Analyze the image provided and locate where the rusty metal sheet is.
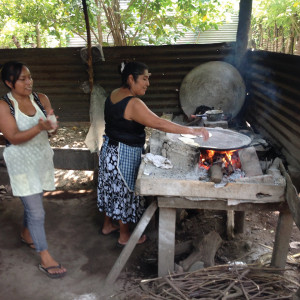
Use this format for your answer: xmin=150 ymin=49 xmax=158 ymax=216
xmin=194 ymin=127 xmax=252 ymax=150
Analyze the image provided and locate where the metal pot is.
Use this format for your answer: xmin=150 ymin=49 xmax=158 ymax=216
xmin=205 ymin=110 xmax=223 ymax=121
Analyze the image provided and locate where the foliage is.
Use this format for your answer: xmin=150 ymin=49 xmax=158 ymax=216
xmin=0 ymin=0 xmax=238 ymax=48
xmin=0 ymin=0 xmax=70 ymax=48
xmin=251 ymin=0 xmax=300 ymax=53
xmin=95 ymin=0 xmax=238 ymax=45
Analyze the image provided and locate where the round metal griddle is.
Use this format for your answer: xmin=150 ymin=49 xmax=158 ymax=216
xmin=179 ymin=61 xmax=246 ymax=119
xmin=194 ymin=127 xmax=252 ymax=151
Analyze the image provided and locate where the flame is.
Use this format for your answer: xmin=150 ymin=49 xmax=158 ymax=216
xmin=199 ymin=149 xmax=241 ymax=171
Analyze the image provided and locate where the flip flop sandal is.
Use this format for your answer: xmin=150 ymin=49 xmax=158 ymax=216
xmin=21 ymin=238 xmax=35 ymax=250
xmin=38 ymin=263 xmax=66 ymax=279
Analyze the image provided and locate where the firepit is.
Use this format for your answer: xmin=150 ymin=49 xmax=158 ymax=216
xmin=131 ymin=127 xmax=292 ymax=277
xmin=107 ymin=128 xmax=293 ymax=283
xmin=145 ymin=128 xmax=285 ymax=197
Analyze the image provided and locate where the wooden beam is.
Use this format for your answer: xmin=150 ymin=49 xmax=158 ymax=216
xmin=235 ymin=0 xmax=253 ymax=72
xmin=157 ymin=197 xmax=288 ymax=212
xmin=52 ymin=147 xmax=97 ymax=170
xmin=137 ymin=177 xmax=285 ymax=202
xmin=280 ymin=162 xmax=300 ymax=229
xmin=1 ymin=145 xmax=96 ymax=171
xmin=105 ymin=201 xmax=158 ymax=285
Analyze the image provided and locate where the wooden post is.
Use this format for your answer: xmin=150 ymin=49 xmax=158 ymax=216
xmin=158 ymin=204 xmax=176 ymax=276
xmin=271 ymin=210 xmax=294 ymax=268
xmin=233 ymin=147 xmax=263 ymax=235
xmin=234 ymin=211 xmax=245 ymax=234
xmin=235 ymin=0 xmax=253 ymax=72
xmin=271 ymin=161 xmax=299 ymax=269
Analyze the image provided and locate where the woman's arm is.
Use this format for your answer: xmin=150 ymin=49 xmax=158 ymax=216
xmin=37 ymin=93 xmax=53 ymax=115
xmin=38 ymin=93 xmax=58 ymax=134
xmin=0 ymin=100 xmax=54 ymax=145
xmin=125 ymin=98 xmax=209 ymax=140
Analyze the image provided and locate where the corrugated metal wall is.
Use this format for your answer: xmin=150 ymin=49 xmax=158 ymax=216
xmin=244 ymin=50 xmax=300 ymax=169
xmin=0 ymin=48 xmax=90 ymax=122
xmin=0 ymin=43 xmax=235 ymax=121
xmin=1 ymin=45 xmax=299 ymax=172
xmin=95 ymin=43 xmax=235 ymax=114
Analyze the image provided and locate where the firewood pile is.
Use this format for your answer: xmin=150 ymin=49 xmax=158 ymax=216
xmin=113 ymin=264 xmax=299 ymax=300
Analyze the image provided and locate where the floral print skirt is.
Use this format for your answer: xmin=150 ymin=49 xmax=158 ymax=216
xmin=97 ymin=138 xmax=145 ymax=224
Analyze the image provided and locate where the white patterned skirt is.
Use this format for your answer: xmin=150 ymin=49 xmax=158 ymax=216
xmin=97 ymin=137 xmax=145 ymax=224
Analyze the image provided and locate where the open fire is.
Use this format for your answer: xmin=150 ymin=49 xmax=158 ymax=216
xmin=199 ymin=149 xmax=242 ymax=176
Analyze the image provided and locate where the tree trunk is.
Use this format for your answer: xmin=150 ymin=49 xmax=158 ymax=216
xmin=101 ymin=0 xmax=127 ymax=46
xmin=279 ymin=26 xmax=285 ymax=53
xmin=259 ymin=24 xmax=263 ymax=48
xmin=286 ymin=25 xmax=295 ymax=54
xmin=93 ymin=0 xmax=105 ymax=61
xmin=82 ymin=0 xmax=94 ymax=91
xmin=12 ymin=35 xmax=21 ymax=48
xmin=36 ymin=24 xmax=41 ymax=48
xmin=94 ymin=0 xmax=103 ymax=45
xmin=295 ymin=36 xmax=300 ymax=56
xmin=274 ymin=22 xmax=278 ymax=52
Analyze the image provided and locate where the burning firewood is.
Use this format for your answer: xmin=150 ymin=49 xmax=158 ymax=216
xmin=208 ymin=163 xmax=223 ymax=183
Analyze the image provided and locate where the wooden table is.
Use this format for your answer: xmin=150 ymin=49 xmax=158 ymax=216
xmin=106 ymin=161 xmax=296 ymax=284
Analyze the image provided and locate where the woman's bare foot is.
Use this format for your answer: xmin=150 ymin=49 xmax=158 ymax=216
xmin=101 ymin=215 xmax=120 ymax=235
xmin=101 ymin=223 xmax=119 ymax=235
xmin=39 ymin=250 xmax=66 ymax=276
xmin=118 ymin=234 xmax=147 ymax=246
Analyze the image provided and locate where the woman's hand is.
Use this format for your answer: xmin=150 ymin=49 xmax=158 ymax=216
xmin=37 ymin=118 xmax=54 ymax=132
xmin=191 ymin=127 xmax=210 ymax=141
xmin=46 ymin=109 xmax=58 ymax=133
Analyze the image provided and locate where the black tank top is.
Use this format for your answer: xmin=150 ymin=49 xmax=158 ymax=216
xmin=104 ymin=96 xmax=145 ymax=147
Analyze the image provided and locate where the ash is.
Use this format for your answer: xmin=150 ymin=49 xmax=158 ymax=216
xmin=143 ymin=163 xmax=206 ymax=180
xmin=213 ymin=169 xmax=246 ymax=188
xmin=198 ymin=167 xmax=245 ymax=185
xmin=142 ymin=163 xmax=245 ymax=183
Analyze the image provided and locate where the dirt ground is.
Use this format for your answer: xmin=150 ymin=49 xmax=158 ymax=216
xmin=0 ymin=124 xmax=299 ymax=299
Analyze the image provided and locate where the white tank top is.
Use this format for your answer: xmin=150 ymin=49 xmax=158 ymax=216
xmin=3 ymin=92 xmax=55 ymax=196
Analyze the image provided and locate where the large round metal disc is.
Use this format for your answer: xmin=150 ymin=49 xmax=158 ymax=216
xmin=193 ymin=127 xmax=252 ymax=150
xmin=179 ymin=61 xmax=246 ymax=118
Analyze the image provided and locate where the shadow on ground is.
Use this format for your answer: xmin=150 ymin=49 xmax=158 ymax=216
xmin=0 ymin=191 xmax=151 ymax=300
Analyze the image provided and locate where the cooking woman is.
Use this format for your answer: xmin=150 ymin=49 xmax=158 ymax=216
xmin=97 ymin=61 xmax=209 ymax=247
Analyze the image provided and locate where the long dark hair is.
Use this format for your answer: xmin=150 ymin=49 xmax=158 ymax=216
xmin=1 ymin=61 xmax=26 ymax=89
xmin=119 ymin=61 xmax=148 ymax=88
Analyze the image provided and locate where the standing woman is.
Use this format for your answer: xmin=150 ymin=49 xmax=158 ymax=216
xmin=98 ymin=61 xmax=209 ymax=247
xmin=0 ymin=61 xmax=66 ymax=278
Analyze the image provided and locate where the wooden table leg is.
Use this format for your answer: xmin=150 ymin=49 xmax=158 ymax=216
xmin=105 ymin=201 xmax=158 ymax=285
xmin=158 ymin=206 xmax=176 ymax=277
xmin=234 ymin=211 xmax=245 ymax=234
xmin=271 ymin=210 xmax=294 ymax=268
